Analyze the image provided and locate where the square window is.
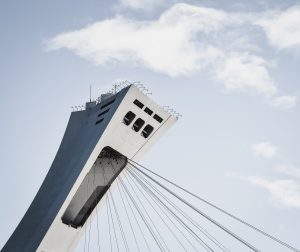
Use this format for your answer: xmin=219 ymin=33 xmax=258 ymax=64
xmin=153 ymin=114 xmax=163 ymax=123
xmin=144 ymin=107 xmax=153 ymax=116
xmin=132 ymin=118 xmax=145 ymax=132
xmin=133 ymin=99 xmax=144 ymax=109
xmin=123 ymin=111 xmax=136 ymax=125
xmin=142 ymin=124 xmax=154 ymax=138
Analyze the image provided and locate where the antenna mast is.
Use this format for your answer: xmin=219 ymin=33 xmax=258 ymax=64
xmin=89 ymin=85 xmax=92 ymax=102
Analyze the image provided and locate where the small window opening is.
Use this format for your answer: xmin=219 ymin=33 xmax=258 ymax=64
xmin=95 ymin=118 xmax=104 ymax=125
xmin=142 ymin=124 xmax=154 ymax=138
xmin=98 ymin=108 xmax=110 ymax=117
xmin=133 ymin=99 xmax=144 ymax=109
xmin=153 ymin=114 xmax=163 ymax=123
xmin=100 ymin=98 xmax=115 ymax=109
xmin=144 ymin=107 xmax=153 ymax=116
xmin=123 ymin=111 xmax=136 ymax=126
xmin=132 ymin=118 xmax=145 ymax=132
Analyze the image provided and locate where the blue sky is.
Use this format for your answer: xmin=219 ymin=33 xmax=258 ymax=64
xmin=0 ymin=0 xmax=300 ymax=251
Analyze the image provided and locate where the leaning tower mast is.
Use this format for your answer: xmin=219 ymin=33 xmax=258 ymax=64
xmin=2 ymin=84 xmax=177 ymax=252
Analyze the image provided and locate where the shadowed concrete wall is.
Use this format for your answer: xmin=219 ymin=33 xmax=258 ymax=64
xmin=2 ymin=88 xmax=129 ymax=252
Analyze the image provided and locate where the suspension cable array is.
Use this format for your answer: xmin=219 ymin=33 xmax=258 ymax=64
xmin=81 ymin=159 xmax=300 ymax=252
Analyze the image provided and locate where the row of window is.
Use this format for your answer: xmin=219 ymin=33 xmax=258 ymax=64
xmin=95 ymin=109 xmax=110 ymax=124
xmin=101 ymin=98 xmax=115 ymax=110
xmin=95 ymin=108 xmax=111 ymax=125
xmin=95 ymin=98 xmax=115 ymax=125
xmin=133 ymin=99 xmax=163 ymax=123
xmin=123 ymin=111 xmax=154 ymax=138
xmin=94 ymin=98 xmax=161 ymax=141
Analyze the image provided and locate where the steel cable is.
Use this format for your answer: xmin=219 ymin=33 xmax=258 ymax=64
xmin=117 ymin=175 xmax=151 ymax=252
xmin=126 ymin=167 xmax=214 ymax=252
xmin=129 ymin=159 xmax=299 ymax=252
xmin=118 ymin=173 xmax=165 ymax=252
xmin=123 ymin=169 xmax=171 ymax=252
xmin=130 ymin=162 xmax=260 ymax=252
xmin=115 ymin=177 xmax=141 ymax=252
xmin=124 ymin=168 xmax=189 ymax=252
xmin=128 ymin=165 xmax=230 ymax=252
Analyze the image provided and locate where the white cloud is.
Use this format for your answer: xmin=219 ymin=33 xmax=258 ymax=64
xmin=256 ymin=6 xmax=300 ymax=51
xmin=48 ymin=4 xmax=231 ymax=77
xmin=119 ymin=0 xmax=164 ymax=10
xmin=276 ymin=164 xmax=300 ymax=178
xmin=216 ymin=53 xmax=277 ymax=97
xmin=245 ymin=176 xmax=300 ymax=208
xmin=251 ymin=142 xmax=278 ymax=158
xmin=269 ymin=95 xmax=297 ymax=109
xmin=48 ymin=3 xmax=297 ymax=108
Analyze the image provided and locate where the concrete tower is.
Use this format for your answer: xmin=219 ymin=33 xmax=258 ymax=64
xmin=2 ymin=85 xmax=177 ymax=252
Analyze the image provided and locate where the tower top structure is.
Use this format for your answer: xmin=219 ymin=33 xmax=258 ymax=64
xmin=2 ymin=82 xmax=178 ymax=252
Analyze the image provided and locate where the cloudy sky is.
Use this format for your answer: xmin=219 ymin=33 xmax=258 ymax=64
xmin=0 ymin=0 xmax=300 ymax=251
